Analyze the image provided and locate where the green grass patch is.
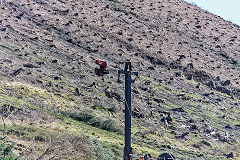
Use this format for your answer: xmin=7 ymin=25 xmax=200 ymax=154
xmin=0 ymin=94 xmax=29 ymax=110
xmin=0 ymin=124 xmax=58 ymax=142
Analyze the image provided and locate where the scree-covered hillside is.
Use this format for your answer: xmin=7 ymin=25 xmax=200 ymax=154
xmin=0 ymin=0 xmax=239 ymax=159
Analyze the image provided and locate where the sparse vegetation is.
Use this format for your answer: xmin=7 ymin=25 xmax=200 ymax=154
xmin=0 ymin=103 xmax=19 ymax=160
xmin=0 ymin=141 xmax=18 ymax=160
xmin=68 ymin=112 xmax=121 ymax=133
xmin=2 ymin=125 xmax=57 ymax=142
xmin=220 ymin=52 xmax=240 ymax=66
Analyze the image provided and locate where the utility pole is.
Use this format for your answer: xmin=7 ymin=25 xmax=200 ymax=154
xmin=118 ymin=61 xmax=138 ymax=160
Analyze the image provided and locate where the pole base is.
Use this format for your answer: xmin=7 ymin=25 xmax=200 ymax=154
xmin=123 ymin=146 xmax=132 ymax=160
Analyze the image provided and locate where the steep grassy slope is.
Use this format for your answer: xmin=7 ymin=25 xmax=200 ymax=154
xmin=0 ymin=0 xmax=239 ymax=159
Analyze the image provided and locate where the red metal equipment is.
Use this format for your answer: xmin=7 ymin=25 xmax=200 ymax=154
xmin=95 ymin=60 xmax=109 ymax=80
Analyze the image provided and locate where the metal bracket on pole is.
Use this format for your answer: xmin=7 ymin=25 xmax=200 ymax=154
xmin=118 ymin=61 xmax=138 ymax=160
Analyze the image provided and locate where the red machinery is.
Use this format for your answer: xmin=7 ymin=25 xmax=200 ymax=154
xmin=95 ymin=60 xmax=109 ymax=80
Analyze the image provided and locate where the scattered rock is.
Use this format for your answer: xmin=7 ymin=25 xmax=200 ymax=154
xmin=169 ymin=61 xmax=181 ymax=69
xmin=225 ymin=152 xmax=234 ymax=158
xmin=189 ymin=119 xmax=195 ymax=123
xmin=54 ymin=76 xmax=61 ymax=80
xmin=234 ymin=124 xmax=240 ymax=128
xmin=117 ymin=31 xmax=123 ymax=35
xmin=36 ymin=79 xmax=43 ymax=84
xmin=153 ymin=98 xmax=164 ymax=103
xmin=196 ymin=83 xmax=201 ymax=89
xmin=222 ymin=80 xmax=231 ymax=86
xmin=179 ymin=55 xmax=186 ymax=60
xmin=216 ymin=86 xmax=231 ymax=95
xmin=225 ymin=124 xmax=232 ymax=129
xmin=190 ymin=124 xmax=199 ymax=131
xmin=75 ymin=88 xmax=80 ymax=96
xmin=175 ymin=132 xmax=189 ymax=139
xmin=132 ymin=108 xmax=145 ymax=118
xmin=16 ymin=12 xmax=24 ymax=19
xmin=144 ymin=81 xmax=151 ymax=85
xmin=158 ymin=153 xmax=175 ymax=160
xmin=12 ymin=68 xmax=24 ymax=76
xmin=201 ymin=140 xmax=211 ymax=147
xmin=105 ymin=88 xmax=122 ymax=101
xmin=192 ymin=144 xmax=201 ymax=149
xmin=207 ymin=80 xmax=216 ymax=89
xmin=30 ymin=37 xmax=38 ymax=40
xmin=23 ymin=63 xmax=36 ymax=68
xmin=203 ymin=92 xmax=214 ymax=97
xmin=36 ymin=61 xmax=45 ymax=65
xmin=175 ymin=72 xmax=182 ymax=77
xmin=172 ymin=107 xmax=185 ymax=112
xmin=148 ymin=66 xmax=155 ymax=70
xmin=170 ymin=130 xmax=176 ymax=135
xmin=195 ymin=25 xmax=201 ymax=29
xmin=187 ymin=63 xmax=194 ymax=68
xmin=49 ymin=44 xmax=56 ymax=48
xmin=73 ymin=13 xmax=79 ymax=16
xmin=215 ymin=98 xmax=222 ymax=102
xmin=88 ymin=82 xmax=96 ymax=88
xmin=186 ymin=75 xmax=193 ymax=80
xmin=52 ymin=59 xmax=58 ymax=63
xmin=140 ymin=87 xmax=148 ymax=91
xmin=127 ymin=38 xmax=133 ymax=42
xmin=0 ymin=27 xmax=6 ymax=31
xmin=222 ymin=115 xmax=227 ymax=119
xmin=159 ymin=145 xmax=171 ymax=149
xmin=3 ymin=59 xmax=12 ymax=63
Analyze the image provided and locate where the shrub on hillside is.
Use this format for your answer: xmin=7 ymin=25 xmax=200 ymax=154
xmin=69 ymin=112 xmax=121 ymax=133
xmin=100 ymin=120 xmax=119 ymax=132
xmin=35 ymin=132 xmax=115 ymax=160
xmin=90 ymin=138 xmax=115 ymax=160
xmin=0 ymin=141 xmax=18 ymax=160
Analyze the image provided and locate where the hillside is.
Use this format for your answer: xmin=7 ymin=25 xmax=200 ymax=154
xmin=0 ymin=0 xmax=239 ymax=159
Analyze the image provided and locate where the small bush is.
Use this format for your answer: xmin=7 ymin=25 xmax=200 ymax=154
xmin=100 ymin=120 xmax=118 ymax=132
xmin=69 ymin=112 xmax=121 ymax=133
xmin=70 ymin=112 xmax=93 ymax=122
xmin=89 ymin=117 xmax=102 ymax=128
xmin=34 ymin=132 xmax=115 ymax=160
xmin=91 ymin=138 xmax=115 ymax=160
xmin=34 ymin=134 xmax=48 ymax=142
xmin=0 ymin=140 xmax=19 ymax=160
xmin=91 ymin=104 xmax=105 ymax=110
